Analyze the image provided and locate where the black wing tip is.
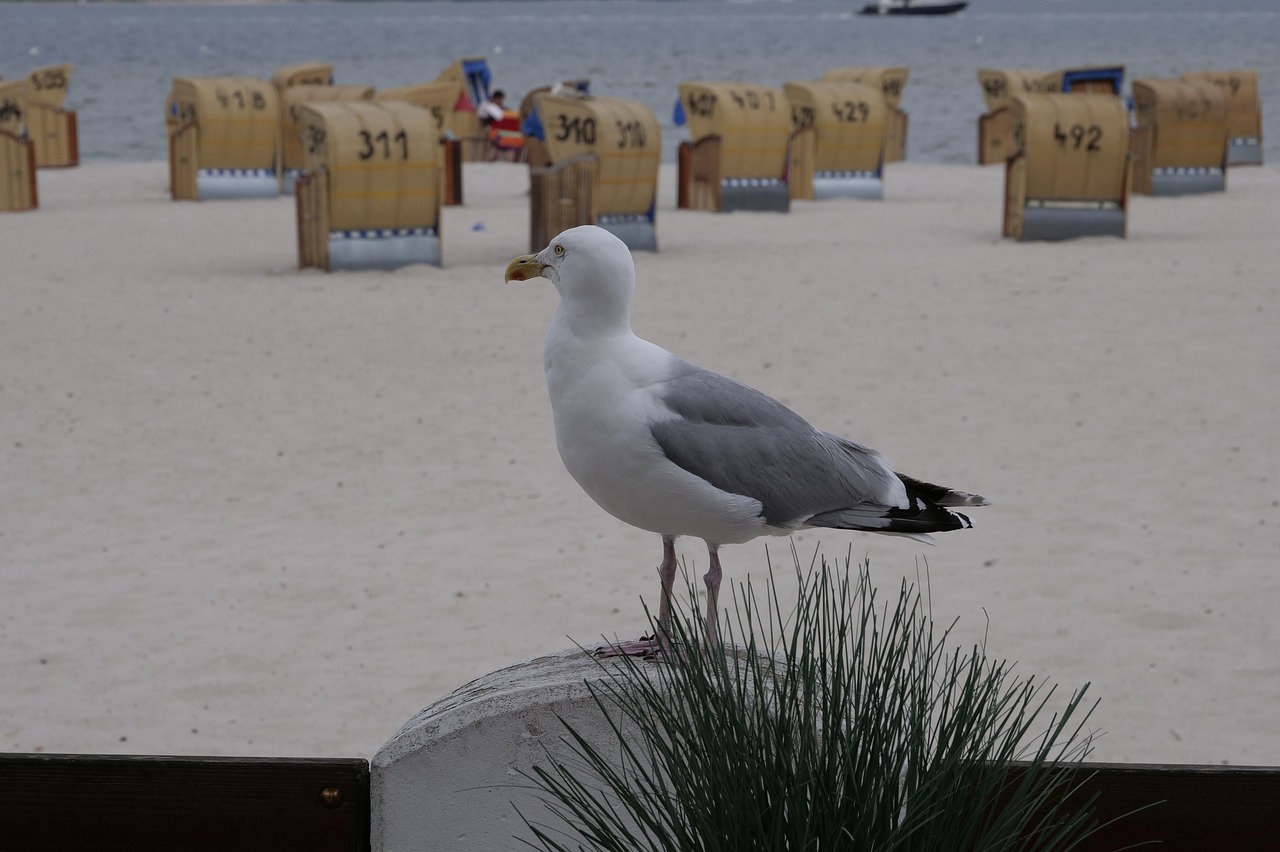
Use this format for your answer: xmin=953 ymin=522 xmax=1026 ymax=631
xmin=806 ymin=502 xmax=976 ymax=536
xmin=898 ymin=473 xmax=990 ymax=508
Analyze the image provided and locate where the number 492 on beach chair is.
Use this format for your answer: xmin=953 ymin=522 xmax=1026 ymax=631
xmin=1003 ymin=92 xmax=1130 ymax=241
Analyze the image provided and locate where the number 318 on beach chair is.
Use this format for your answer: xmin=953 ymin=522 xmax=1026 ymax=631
xmin=1002 ymin=92 xmax=1130 ymax=241
xmin=167 ymin=77 xmax=281 ymax=201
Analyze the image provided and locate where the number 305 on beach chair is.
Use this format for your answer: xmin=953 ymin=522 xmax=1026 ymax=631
xmin=1002 ymin=92 xmax=1130 ymax=241
xmin=23 ymin=64 xmax=78 ymax=169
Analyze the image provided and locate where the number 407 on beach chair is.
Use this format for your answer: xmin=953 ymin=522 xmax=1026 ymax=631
xmin=675 ymin=82 xmax=792 ymax=214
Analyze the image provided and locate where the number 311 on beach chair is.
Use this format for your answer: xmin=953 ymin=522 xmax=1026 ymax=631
xmin=294 ymin=100 xmax=443 ymax=271
xmin=1002 ymin=92 xmax=1130 ymax=241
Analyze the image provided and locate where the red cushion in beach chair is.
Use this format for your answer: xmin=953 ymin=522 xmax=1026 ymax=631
xmin=488 ymin=110 xmax=525 ymax=151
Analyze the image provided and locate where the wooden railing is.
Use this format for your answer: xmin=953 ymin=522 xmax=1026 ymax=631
xmin=0 ymin=754 xmax=369 ymax=852
xmin=1 ymin=753 xmax=1277 ymax=850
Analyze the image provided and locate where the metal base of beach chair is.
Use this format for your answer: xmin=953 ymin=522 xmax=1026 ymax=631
xmin=1149 ymin=167 xmax=1226 ymax=196
xmin=1020 ymin=202 xmax=1126 ymax=241
xmin=328 ymin=228 xmax=442 ymax=271
xmin=197 ymin=169 xmax=279 ymax=200
xmin=1227 ymin=138 xmax=1262 ymax=166
xmin=721 ymin=178 xmax=790 ymax=213
xmin=598 ymin=214 xmax=658 ymax=253
xmin=813 ymin=170 xmax=884 ymax=201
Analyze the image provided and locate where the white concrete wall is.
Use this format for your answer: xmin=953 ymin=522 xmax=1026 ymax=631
xmin=371 ymin=647 xmax=638 ymax=851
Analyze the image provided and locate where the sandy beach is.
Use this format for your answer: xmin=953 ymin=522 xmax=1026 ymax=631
xmin=2 ymin=159 xmax=1277 ymax=766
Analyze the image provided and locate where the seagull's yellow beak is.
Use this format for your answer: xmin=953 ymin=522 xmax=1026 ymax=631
xmin=505 ymin=254 xmax=548 ymax=283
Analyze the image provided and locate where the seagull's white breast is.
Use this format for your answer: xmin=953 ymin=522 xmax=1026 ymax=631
xmin=544 ymin=324 xmax=767 ymax=545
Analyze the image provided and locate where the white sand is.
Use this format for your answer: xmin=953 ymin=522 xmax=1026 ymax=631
xmin=2 ymin=160 xmax=1277 ymax=765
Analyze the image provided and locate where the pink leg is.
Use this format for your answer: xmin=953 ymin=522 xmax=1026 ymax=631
xmin=596 ymin=536 xmax=678 ymax=659
xmin=656 ymin=536 xmax=678 ymax=638
xmin=703 ymin=545 xmax=723 ymax=649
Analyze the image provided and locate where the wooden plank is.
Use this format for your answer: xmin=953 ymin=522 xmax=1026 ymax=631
xmin=787 ymin=127 xmax=815 ymax=201
xmin=0 ymin=753 xmax=369 ymax=852
xmin=529 ymin=156 xmax=595 ymax=252
xmin=676 ymin=140 xmax=692 ymax=209
xmin=443 ymin=138 xmax=463 ymax=206
xmin=689 ymin=135 xmax=722 ymax=212
xmin=1 ymin=130 xmax=39 ymax=211
xmin=1 ymin=753 xmax=1276 ymax=850
xmin=1009 ymin=762 xmax=1280 ymax=850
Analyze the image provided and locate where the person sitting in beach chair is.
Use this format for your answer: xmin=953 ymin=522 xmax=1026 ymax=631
xmin=478 ymin=90 xmax=524 ymax=162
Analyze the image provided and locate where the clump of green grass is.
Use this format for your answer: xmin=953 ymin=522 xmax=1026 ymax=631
xmin=519 ymin=550 xmax=1112 ymax=851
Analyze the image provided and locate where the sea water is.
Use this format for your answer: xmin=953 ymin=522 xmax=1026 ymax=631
xmin=0 ymin=0 xmax=1276 ymax=164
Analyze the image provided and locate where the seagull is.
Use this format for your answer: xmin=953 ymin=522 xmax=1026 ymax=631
xmin=505 ymin=226 xmax=987 ymax=653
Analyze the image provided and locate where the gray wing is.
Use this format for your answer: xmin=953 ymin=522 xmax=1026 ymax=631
xmin=649 ymin=361 xmax=903 ymax=526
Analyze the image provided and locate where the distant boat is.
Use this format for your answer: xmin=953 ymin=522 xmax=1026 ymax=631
xmin=859 ymin=1 xmax=969 ymax=16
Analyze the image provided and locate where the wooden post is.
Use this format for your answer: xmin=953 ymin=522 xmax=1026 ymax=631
xmin=788 ymin=127 xmax=815 ymax=201
xmin=443 ymin=138 xmax=463 ymax=206
xmin=689 ymin=135 xmax=722 ymax=212
xmin=529 ymin=156 xmax=595 ymax=252
xmin=296 ymin=168 xmax=330 ymax=270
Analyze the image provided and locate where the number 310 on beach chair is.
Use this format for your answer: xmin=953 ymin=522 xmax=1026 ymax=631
xmin=528 ymin=91 xmax=661 ymax=252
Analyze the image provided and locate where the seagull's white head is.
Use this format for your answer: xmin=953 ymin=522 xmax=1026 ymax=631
xmin=505 ymin=226 xmax=635 ymax=331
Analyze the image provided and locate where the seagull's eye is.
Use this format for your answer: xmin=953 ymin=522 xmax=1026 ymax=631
xmin=553 ymin=244 xmax=565 ymax=256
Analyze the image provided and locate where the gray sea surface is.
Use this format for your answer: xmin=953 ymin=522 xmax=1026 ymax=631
xmin=1 ymin=0 xmax=1276 ymax=164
